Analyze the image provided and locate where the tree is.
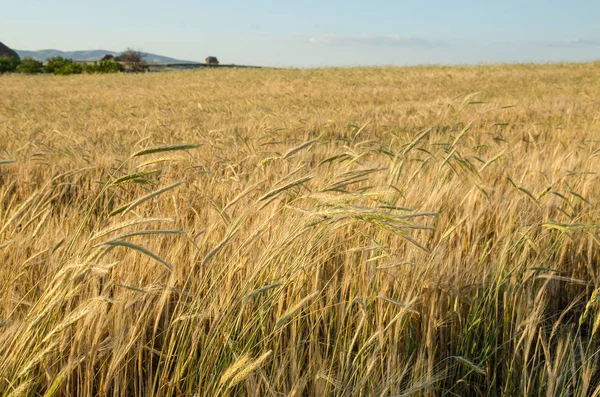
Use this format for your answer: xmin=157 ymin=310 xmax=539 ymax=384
xmin=44 ymin=57 xmax=83 ymax=75
xmin=116 ymin=48 xmax=148 ymax=73
xmin=0 ymin=57 xmax=20 ymax=73
xmin=44 ymin=57 xmax=68 ymax=74
xmin=205 ymin=56 xmax=219 ymax=66
xmin=55 ymin=61 xmax=83 ymax=75
xmin=84 ymin=59 xmax=123 ymax=74
xmin=16 ymin=58 xmax=43 ymax=74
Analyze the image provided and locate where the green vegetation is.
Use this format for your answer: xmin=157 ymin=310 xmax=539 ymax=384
xmin=0 ymin=55 xmax=127 ymax=76
xmin=1 ymin=55 xmax=86 ymax=75
xmin=0 ymin=56 xmax=20 ymax=73
xmin=44 ymin=56 xmax=83 ymax=75
xmin=84 ymin=59 xmax=124 ymax=74
xmin=15 ymin=57 xmax=44 ymax=74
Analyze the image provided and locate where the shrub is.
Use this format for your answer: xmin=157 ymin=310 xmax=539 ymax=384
xmin=100 ymin=59 xmax=124 ymax=73
xmin=55 ymin=61 xmax=83 ymax=75
xmin=0 ymin=56 xmax=20 ymax=73
xmin=84 ymin=59 xmax=123 ymax=74
xmin=44 ymin=57 xmax=83 ymax=75
xmin=83 ymin=62 xmax=98 ymax=74
xmin=43 ymin=56 xmax=67 ymax=74
xmin=16 ymin=58 xmax=43 ymax=74
xmin=205 ymin=56 xmax=219 ymax=66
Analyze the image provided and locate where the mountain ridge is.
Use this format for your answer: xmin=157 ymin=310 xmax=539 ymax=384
xmin=14 ymin=49 xmax=196 ymax=64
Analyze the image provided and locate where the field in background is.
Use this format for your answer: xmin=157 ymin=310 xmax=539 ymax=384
xmin=1 ymin=63 xmax=600 ymax=396
xmin=143 ymin=63 xmax=262 ymax=72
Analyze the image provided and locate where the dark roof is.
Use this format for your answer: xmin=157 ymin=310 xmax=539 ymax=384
xmin=0 ymin=42 xmax=20 ymax=60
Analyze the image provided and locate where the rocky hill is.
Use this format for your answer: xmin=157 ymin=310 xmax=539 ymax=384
xmin=0 ymin=42 xmax=20 ymax=60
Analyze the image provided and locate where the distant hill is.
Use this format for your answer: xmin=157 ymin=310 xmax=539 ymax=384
xmin=0 ymin=41 xmax=20 ymax=59
xmin=14 ymin=49 xmax=196 ymax=64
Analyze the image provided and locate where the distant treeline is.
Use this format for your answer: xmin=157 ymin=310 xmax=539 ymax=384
xmin=148 ymin=63 xmax=262 ymax=71
xmin=0 ymin=56 xmax=262 ymax=75
xmin=0 ymin=56 xmax=123 ymax=75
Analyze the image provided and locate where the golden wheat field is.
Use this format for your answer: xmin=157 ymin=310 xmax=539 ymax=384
xmin=1 ymin=63 xmax=600 ymax=396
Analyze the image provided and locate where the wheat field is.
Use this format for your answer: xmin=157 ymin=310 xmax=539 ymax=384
xmin=1 ymin=63 xmax=600 ymax=396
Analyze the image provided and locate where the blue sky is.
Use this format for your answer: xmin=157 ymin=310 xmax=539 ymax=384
xmin=2 ymin=0 xmax=599 ymax=67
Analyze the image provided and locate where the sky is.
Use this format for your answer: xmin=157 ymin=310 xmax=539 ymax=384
xmin=2 ymin=0 xmax=600 ymax=67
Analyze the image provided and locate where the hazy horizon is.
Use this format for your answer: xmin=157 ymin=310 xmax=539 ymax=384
xmin=2 ymin=0 xmax=599 ymax=67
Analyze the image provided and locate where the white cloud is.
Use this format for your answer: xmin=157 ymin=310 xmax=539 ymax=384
xmin=309 ymin=34 xmax=446 ymax=48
